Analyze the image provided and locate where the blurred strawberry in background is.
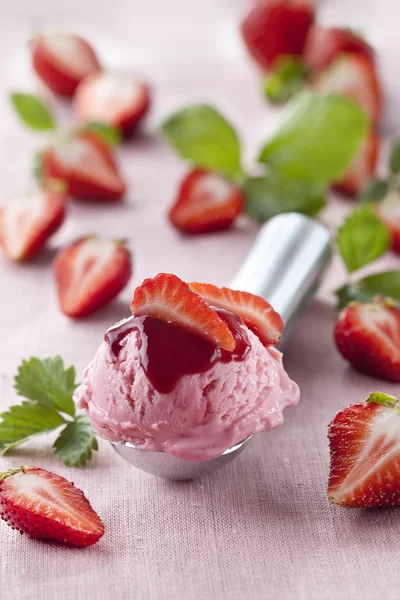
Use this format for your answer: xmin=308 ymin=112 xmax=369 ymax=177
xmin=303 ymin=25 xmax=375 ymax=71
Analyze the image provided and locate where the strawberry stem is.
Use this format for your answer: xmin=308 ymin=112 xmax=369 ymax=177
xmin=366 ymin=392 xmax=398 ymax=407
xmin=0 ymin=466 xmax=26 ymax=481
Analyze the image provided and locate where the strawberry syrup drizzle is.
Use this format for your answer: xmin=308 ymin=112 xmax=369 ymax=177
xmin=105 ymin=307 xmax=251 ymax=394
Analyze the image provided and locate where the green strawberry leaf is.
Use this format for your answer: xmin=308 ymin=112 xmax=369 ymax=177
xmin=335 ymin=270 xmax=400 ymax=310
xmin=160 ymin=104 xmax=243 ymax=180
xmin=263 ymin=56 xmax=309 ymax=104
xmin=15 ymin=356 xmax=77 ymax=417
xmin=243 ymin=172 xmax=325 ymax=221
xmin=258 ymin=92 xmax=368 ymax=185
xmin=0 ymin=402 xmax=65 ymax=455
xmin=389 ymin=140 xmax=400 ymax=175
xmin=54 ymin=415 xmax=98 ymax=467
xmin=360 ymin=179 xmax=389 ymax=203
xmin=336 ymin=205 xmax=390 ymax=273
xmin=10 ymin=93 xmax=56 ymax=131
xmin=81 ymin=122 xmax=122 ymax=146
xmin=366 ymin=392 xmax=398 ymax=407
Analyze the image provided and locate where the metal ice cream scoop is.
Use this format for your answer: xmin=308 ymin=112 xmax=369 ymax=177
xmin=112 ymin=213 xmax=332 ymax=480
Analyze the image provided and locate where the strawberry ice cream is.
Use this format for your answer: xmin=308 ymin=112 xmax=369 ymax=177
xmin=74 ymin=303 xmax=300 ymax=461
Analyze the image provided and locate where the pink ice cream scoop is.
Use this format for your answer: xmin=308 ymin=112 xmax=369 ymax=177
xmin=74 ymin=214 xmax=331 ymax=479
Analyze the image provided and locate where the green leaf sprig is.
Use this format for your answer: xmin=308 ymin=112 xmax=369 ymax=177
xmin=0 ymin=357 xmax=97 ymax=467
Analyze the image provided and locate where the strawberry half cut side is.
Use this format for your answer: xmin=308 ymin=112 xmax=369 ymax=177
xmin=130 ymin=273 xmax=236 ymax=351
xmin=0 ymin=466 xmax=104 ymax=546
xmin=190 ymin=282 xmax=283 ymax=347
xmin=328 ymin=392 xmax=400 ymax=507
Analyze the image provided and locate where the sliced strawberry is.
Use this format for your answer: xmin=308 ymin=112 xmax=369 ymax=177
xmin=53 ymin=236 xmax=132 ymax=318
xmin=328 ymin=392 xmax=400 ymax=507
xmin=0 ymin=190 xmax=65 ymax=261
xmin=74 ymin=72 xmax=150 ymax=136
xmin=0 ymin=466 xmax=104 ymax=546
xmin=334 ymin=130 xmax=379 ymax=198
xmin=31 ymin=33 xmax=100 ymax=96
xmin=376 ymin=190 xmax=400 ymax=254
xmin=169 ymin=169 xmax=244 ymax=234
xmin=131 ymin=273 xmax=235 ymax=351
xmin=189 ymin=282 xmax=283 ymax=347
xmin=240 ymin=0 xmax=315 ymax=70
xmin=334 ymin=299 xmax=400 ymax=382
xmin=42 ymin=131 xmax=126 ymax=202
xmin=312 ymin=53 xmax=382 ymax=124
xmin=303 ymin=25 xmax=374 ymax=72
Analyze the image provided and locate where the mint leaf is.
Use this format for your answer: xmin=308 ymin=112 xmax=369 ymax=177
xmin=54 ymin=415 xmax=98 ymax=467
xmin=160 ymin=105 xmax=243 ymax=180
xmin=335 ymin=270 xmax=400 ymax=310
xmin=259 ymin=92 xmax=368 ymax=185
xmin=0 ymin=402 xmax=65 ymax=455
xmin=360 ymin=179 xmax=389 ymax=203
xmin=336 ymin=206 xmax=390 ymax=273
xmin=389 ymin=140 xmax=400 ymax=175
xmin=263 ymin=57 xmax=308 ymax=104
xmin=81 ymin=122 xmax=121 ymax=146
xmin=243 ymin=172 xmax=325 ymax=221
xmin=15 ymin=356 xmax=77 ymax=417
xmin=10 ymin=93 xmax=55 ymax=131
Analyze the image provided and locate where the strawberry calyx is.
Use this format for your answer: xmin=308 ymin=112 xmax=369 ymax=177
xmin=366 ymin=392 xmax=399 ymax=409
xmin=0 ymin=466 xmax=26 ymax=481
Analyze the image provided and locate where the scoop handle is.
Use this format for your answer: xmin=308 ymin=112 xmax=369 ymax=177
xmin=230 ymin=213 xmax=332 ymax=340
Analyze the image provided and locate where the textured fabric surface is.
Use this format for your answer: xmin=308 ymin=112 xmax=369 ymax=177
xmin=1 ymin=1 xmax=400 ymax=599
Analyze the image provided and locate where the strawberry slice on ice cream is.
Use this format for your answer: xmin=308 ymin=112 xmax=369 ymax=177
xmin=42 ymin=131 xmax=126 ymax=201
xmin=131 ymin=273 xmax=236 ymax=351
xmin=328 ymin=392 xmax=400 ymax=507
xmin=53 ymin=236 xmax=132 ymax=318
xmin=190 ymin=282 xmax=283 ymax=347
xmin=334 ymin=130 xmax=379 ymax=198
xmin=0 ymin=189 xmax=65 ymax=261
xmin=31 ymin=33 xmax=100 ymax=96
xmin=241 ymin=0 xmax=315 ymax=70
xmin=334 ymin=298 xmax=400 ymax=382
xmin=74 ymin=72 xmax=150 ymax=136
xmin=168 ymin=169 xmax=244 ymax=234
xmin=0 ymin=466 xmax=104 ymax=546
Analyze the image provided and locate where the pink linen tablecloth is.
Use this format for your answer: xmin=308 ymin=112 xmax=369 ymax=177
xmin=1 ymin=1 xmax=400 ymax=598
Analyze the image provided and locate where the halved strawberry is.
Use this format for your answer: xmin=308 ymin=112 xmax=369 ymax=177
xmin=0 ymin=466 xmax=104 ymax=546
xmin=303 ymin=25 xmax=374 ymax=72
xmin=328 ymin=392 xmax=400 ymax=507
xmin=131 ymin=273 xmax=235 ymax=351
xmin=312 ymin=53 xmax=382 ymax=124
xmin=31 ymin=33 xmax=100 ymax=96
xmin=53 ymin=236 xmax=132 ymax=318
xmin=241 ymin=0 xmax=315 ymax=70
xmin=334 ymin=130 xmax=379 ymax=198
xmin=376 ymin=190 xmax=400 ymax=254
xmin=169 ymin=169 xmax=244 ymax=234
xmin=74 ymin=72 xmax=150 ymax=136
xmin=42 ymin=131 xmax=126 ymax=201
xmin=334 ymin=298 xmax=400 ymax=382
xmin=0 ymin=190 xmax=65 ymax=261
xmin=190 ymin=282 xmax=283 ymax=347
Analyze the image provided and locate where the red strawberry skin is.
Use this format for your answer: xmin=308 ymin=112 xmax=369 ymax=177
xmin=303 ymin=25 xmax=374 ymax=71
xmin=169 ymin=169 xmax=244 ymax=234
xmin=334 ymin=300 xmax=400 ymax=382
xmin=241 ymin=0 xmax=315 ymax=70
xmin=0 ymin=466 xmax=104 ymax=546
xmin=54 ymin=236 xmax=132 ymax=318
xmin=376 ymin=190 xmax=400 ymax=254
xmin=31 ymin=34 xmax=101 ymax=96
xmin=334 ymin=130 xmax=379 ymax=198
xmin=42 ymin=132 xmax=126 ymax=202
xmin=0 ymin=190 xmax=65 ymax=261
xmin=328 ymin=397 xmax=400 ymax=507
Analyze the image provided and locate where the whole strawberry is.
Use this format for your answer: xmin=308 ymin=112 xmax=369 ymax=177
xmin=54 ymin=236 xmax=132 ymax=318
xmin=328 ymin=392 xmax=400 ymax=507
xmin=334 ymin=130 xmax=379 ymax=198
xmin=241 ymin=0 xmax=315 ymax=70
xmin=334 ymin=298 xmax=400 ymax=382
xmin=0 ymin=466 xmax=104 ymax=546
xmin=376 ymin=190 xmax=400 ymax=254
xmin=31 ymin=33 xmax=101 ymax=96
